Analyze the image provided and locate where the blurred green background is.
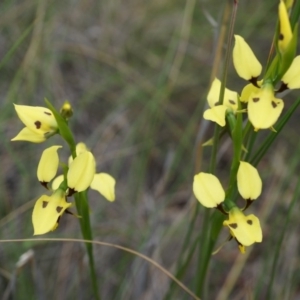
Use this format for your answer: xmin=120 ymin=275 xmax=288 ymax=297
xmin=1 ymin=0 xmax=300 ymax=299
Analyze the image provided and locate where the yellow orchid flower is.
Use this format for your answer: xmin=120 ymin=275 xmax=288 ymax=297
xmin=248 ymin=84 xmax=284 ymax=131
xmin=237 ymin=161 xmax=262 ymax=200
xmin=233 ymin=35 xmax=262 ymax=81
xmin=223 ymin=207 xmax=262 ymax=252
xmin=193 ymin=172 xmax=225 ymax=208
xmin=53 ymin=143 xmax=116 ymax=201
xmin=203 ymin=78 xmax=238 ymax=127
xmin=11 ymin=104 xmax=58 ymax=143
xmin=278 ymin=0 xmax=293 ymax=53
xmin=32 ymin=189 xmax=71 ymax=235
xmin=37 ymin=146 xmax=62 ymax=185
xmin=232 ymin=35 xmax=286 ymax=131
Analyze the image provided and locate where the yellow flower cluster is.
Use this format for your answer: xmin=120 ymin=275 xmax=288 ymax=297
xmin=196 ymin=1 xmax=300 ymax=252
xmin=12 ymin=105 xmax=116 ymax=235
xmin=204 ymin=1 xmax=300 ymax=131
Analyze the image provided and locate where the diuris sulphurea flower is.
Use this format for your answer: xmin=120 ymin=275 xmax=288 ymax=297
xmin=232 ymin=36 xmax=276 ymax=130
xmin=11 ymin=104 xmax=58 ymax=143
xmin=203 ymin=78 xmax=238 ymax=127
xmin=33 ymin=143 xmax=116 ymax=235
xmin=223 ymin=207 xmax=262 ymax=253
xmin=193 ymin=161 xmax=262 ymax=252
xmin=52 ymin=143 xmax=116 ymax=202
xmin=32 ymin=188 xmax=71 ymax=235
xmin=232 ymin=2 xmax=300 ymax=131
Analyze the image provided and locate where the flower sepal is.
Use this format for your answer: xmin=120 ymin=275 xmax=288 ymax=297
xmin=193 ymin=172 xmax=225 ymax=208
xmin=11 ymin=104 xmax=58 ymax=143
xmin=37 ymin=145 xmax=62 ymax=186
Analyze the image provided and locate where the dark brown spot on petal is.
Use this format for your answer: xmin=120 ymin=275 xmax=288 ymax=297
xmin=56 ymin=206 xmax=63 ymax=213
xmin=279 ymin=33 xmax=284 ymax=40
xmin=44 ymin=111 xmax=51 ymax=116
xmin=249 ymin=77 xmax=260 ymax=88
xmin=229 ymin=100 xmax=236 ymax=105
xmin=276 ymin=82 xmax=288 ymax=93
xmin=247 ymin=220 xmax=253 ymax=225
xmin=214 ymin=102 xmax=220 ymax=106
xmin=67 ymin=188 xmax=76 ymax=197
xmin=40 ymin=181 xmax=48 ymax=189
xmin=253 ymin=97 xmax=260 ymax=103
xmin=271 ymin=101 xmax=277 ymax=108
xmin=229 ymin=223 xmax=238 ymax=229
xmin=42 ymin=201 xmax=48 ymax=208
xmin=34 ymin=121 xmax=42 ymax=129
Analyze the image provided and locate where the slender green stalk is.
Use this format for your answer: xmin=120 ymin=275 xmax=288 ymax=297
xmin=195 ymin=1 xmax=239 ymax=297
xmin=45 ymin=100 xmax=100 ymax=299
xmin=74 ymin=192 xmax=100 ymax=300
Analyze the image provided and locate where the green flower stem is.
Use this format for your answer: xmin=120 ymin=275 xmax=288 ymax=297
xmin=45 ymin=99 xmax=100 ymax=299
xmin=241 ymin=120 xmax=253 ymax=160
xmin=75 ymin=192 xmax=100 ymax=300
xmin=244 ymin=128 xmax=257 ymax=162
xmin=225 ymin=107 xmax=242 ymax=201
xmin=195 ymin=1 xmax=239 ymax=297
